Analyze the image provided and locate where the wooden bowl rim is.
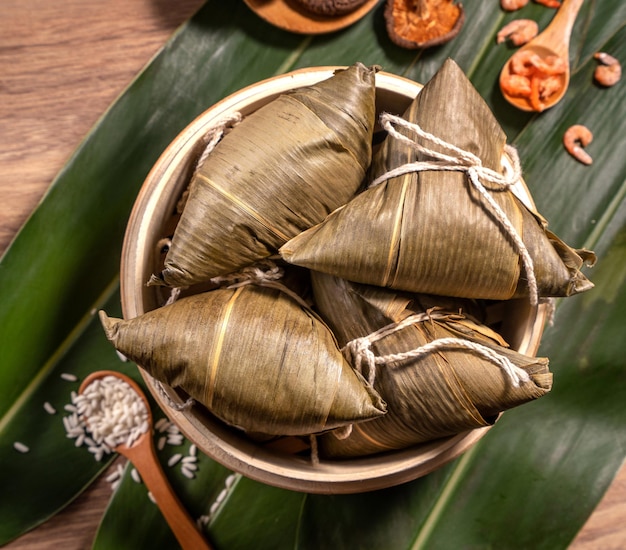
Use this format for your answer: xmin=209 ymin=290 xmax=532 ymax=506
xmin=120 ymin=66 xmax=548 ymax=494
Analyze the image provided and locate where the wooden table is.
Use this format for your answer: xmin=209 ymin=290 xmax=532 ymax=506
xmin=1 ymin=0 xmax=624 ymax=547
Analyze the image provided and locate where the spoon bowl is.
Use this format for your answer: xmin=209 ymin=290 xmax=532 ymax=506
xmin=79 ymin=370 xmax=211 ymax=550
xmin=499 ymin=0 xmax=584 ymax=111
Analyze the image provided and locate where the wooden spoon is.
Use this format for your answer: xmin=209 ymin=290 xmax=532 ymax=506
xmin=243 ymin=0 xmax=380 ymax=34
xmin=499 ymin=0 xmax=585 ymax=111
xmin=79 ymin=370 xmax=211 ymax=550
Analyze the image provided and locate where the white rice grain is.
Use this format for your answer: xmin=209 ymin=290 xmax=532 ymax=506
xmin=155 ymin=418 xmax=170 ymax=432
xmin=60 ymin=373 xmax=78 ymax=382
xmin=62 ymin=375 xmax=149 ymax=463
xmin=197 ymin=515 xmax=210 ymax=528
xmin=181 ymin=466 xmax=196 ymax=479
xmin=168 ymin=453 xmax=182 ymax=467
xmin=167 ymin=433 xmax=184 ymax=446
xmin=225 ymin=473 xmax=237 ymax=489
xmin=131 ymin=468 xmax=142 ymax=484
xmin=43 ymin=402 xmax=57 ymax=415
xmin=13 ymin=442 xmax=29 ymax=453
xmin=106 ymin=469 xmax=121 ymax=483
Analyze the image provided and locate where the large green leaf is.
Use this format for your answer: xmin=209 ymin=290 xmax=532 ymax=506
xmin=1 ymin=0 xmax=624 ymax=547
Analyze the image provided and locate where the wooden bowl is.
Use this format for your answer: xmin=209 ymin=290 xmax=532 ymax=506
xmin=120 ymin=67 xmax=548 ymax=494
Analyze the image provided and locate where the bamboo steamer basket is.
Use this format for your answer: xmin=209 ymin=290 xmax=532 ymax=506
xmin=120 ymin=67 xmax=549 ymax=494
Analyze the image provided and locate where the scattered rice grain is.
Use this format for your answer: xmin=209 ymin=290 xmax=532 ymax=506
xmin=105 ymin=463 xmax=126 ymax=492
xmin=181 ymin=466 xmax=196 ymax=479
xmin=216 ymin=488 xmax=228 ymax=504
xmin=155 ymin=418 xmax=169 ymax=432
xmin=189 ymin=444 xmax=197 ymax=457
xmin=13 ymin=441 xmax=29 ymax=453
xmin=148 ymin=491 xmax=156 ymax=504
xmin=197 ymin=515 xmax=210 ymax=528
xmin=168 ymin=453 xmax=182 ymax=467
xmin=167 ymin=434 xmax=184 ymax=446
xmin=131 ymin=468 xmax=142 ymax=484
xmin=43 ymin=402 xmax=57 ymax=415
xmin=225 ymin=474 xmax=237 ymax=488
xmin=60 ymin=373 xmax=78 ymax=382
xmin=157 ymin=436 xmax=167 ymax=451
xmin=106 ymin=469 xmax=121 ymax=483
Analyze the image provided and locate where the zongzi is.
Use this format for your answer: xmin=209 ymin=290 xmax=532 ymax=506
xmin=280 ymin=58 xmax=595 ymax=303
xmin=151 ymin=62 xmax=377 ymax=288
xmin=311 ymin=272 xmax=552 ymax=458
xmin=99 ymin=284 xmax=386 ymax=436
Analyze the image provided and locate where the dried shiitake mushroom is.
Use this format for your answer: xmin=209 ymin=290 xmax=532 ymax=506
xmin=385 ymin=0 xmax=465 ymax=49
xmin=293 ymin=0 xmax=370 ymax=16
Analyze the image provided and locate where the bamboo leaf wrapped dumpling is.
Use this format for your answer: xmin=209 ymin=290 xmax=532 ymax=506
xmin=281 ymin=59 xmax=595 ymax=302
xmin=99 ymin=285 xmax=386 ymax=436
xmin=311 ymin=272 xmax=552 ymax=458
xmin=151 ymin=63 xmax=377 ymax=288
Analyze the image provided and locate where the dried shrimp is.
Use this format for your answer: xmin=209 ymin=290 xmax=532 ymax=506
xmin=563 ymin=125 xmax=593 ymax=165
xmin=496 ymin=19 xmax=538 ymax=46
xmin=593 ymin=52 xmax=621 ymax=87
xmin=501 ymin=0 xmax=529 ymax=11
xmin=502 ymin=50 xmax=567 ymax=111
xmin=534 ymin=0 xmax=561 ymax=7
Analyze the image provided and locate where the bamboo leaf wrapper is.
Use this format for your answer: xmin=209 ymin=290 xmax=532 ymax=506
xmin=280 ymin=59 xmax=595 ymax=301
xmin=99 ymin=285 xmax=386 ymax=436
xmin=311 ymin=272 xmax=552 ymax=458
xmin=153 ymin=63 xmax=377 ymax=288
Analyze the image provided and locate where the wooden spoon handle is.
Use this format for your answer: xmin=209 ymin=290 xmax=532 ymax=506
xmin=122 ymin=440 xmax=212 ymax=550
xmin=538 ymin=0 xmax=585 ymax=58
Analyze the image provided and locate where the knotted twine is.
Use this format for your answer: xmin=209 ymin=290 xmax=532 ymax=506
xmin=151 ymin=112 xmax=245 ymax=412
xmin=153 ymin=259 xmax=310 ymax=413
xmin=194 ymin=112 xmax=243 ymax=177
xmin=370 ymin=113 xmax=538 ymax=306
xmin=173 ymin=111 xmax=243 ymax=215
xmin=323 ymin=312 xmax=531 ymax=450
xmin=343 ymin=311 xmax=531 ymax=389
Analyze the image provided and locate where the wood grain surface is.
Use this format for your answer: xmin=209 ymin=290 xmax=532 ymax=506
xmin=1 ymin=0 xmax=624 ymax=548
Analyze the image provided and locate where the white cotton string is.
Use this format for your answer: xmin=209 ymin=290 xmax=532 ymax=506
xmin=153 ymin=378 xmax=195 ymax=411
xmin=380 ymin=337 xmax=531 ymax=387
xmin=193 ymin=112 xmax=243 ymax=176
xmin=344 ymin=316 xmax=531 ymax=389
xmin=210 ymin=260 xmax=284 ymax=288
xmin=211 ymin=261 xmax=314 ymax=311
xmin=154 ymin=238 xmax=185 ymax=306
xmin=164 ymin=286 xmax=182 ymax=306
xmin=309 ymin=434 xmax=320 ymax=466
xmin=370 ymin=113 xmax=538 ymax=306
xmin=343 ymin=312 xmax=443 ymax=385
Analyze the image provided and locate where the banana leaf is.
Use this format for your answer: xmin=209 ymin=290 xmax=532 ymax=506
xmin=1 ymin=0 xmax=625 ymax=548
